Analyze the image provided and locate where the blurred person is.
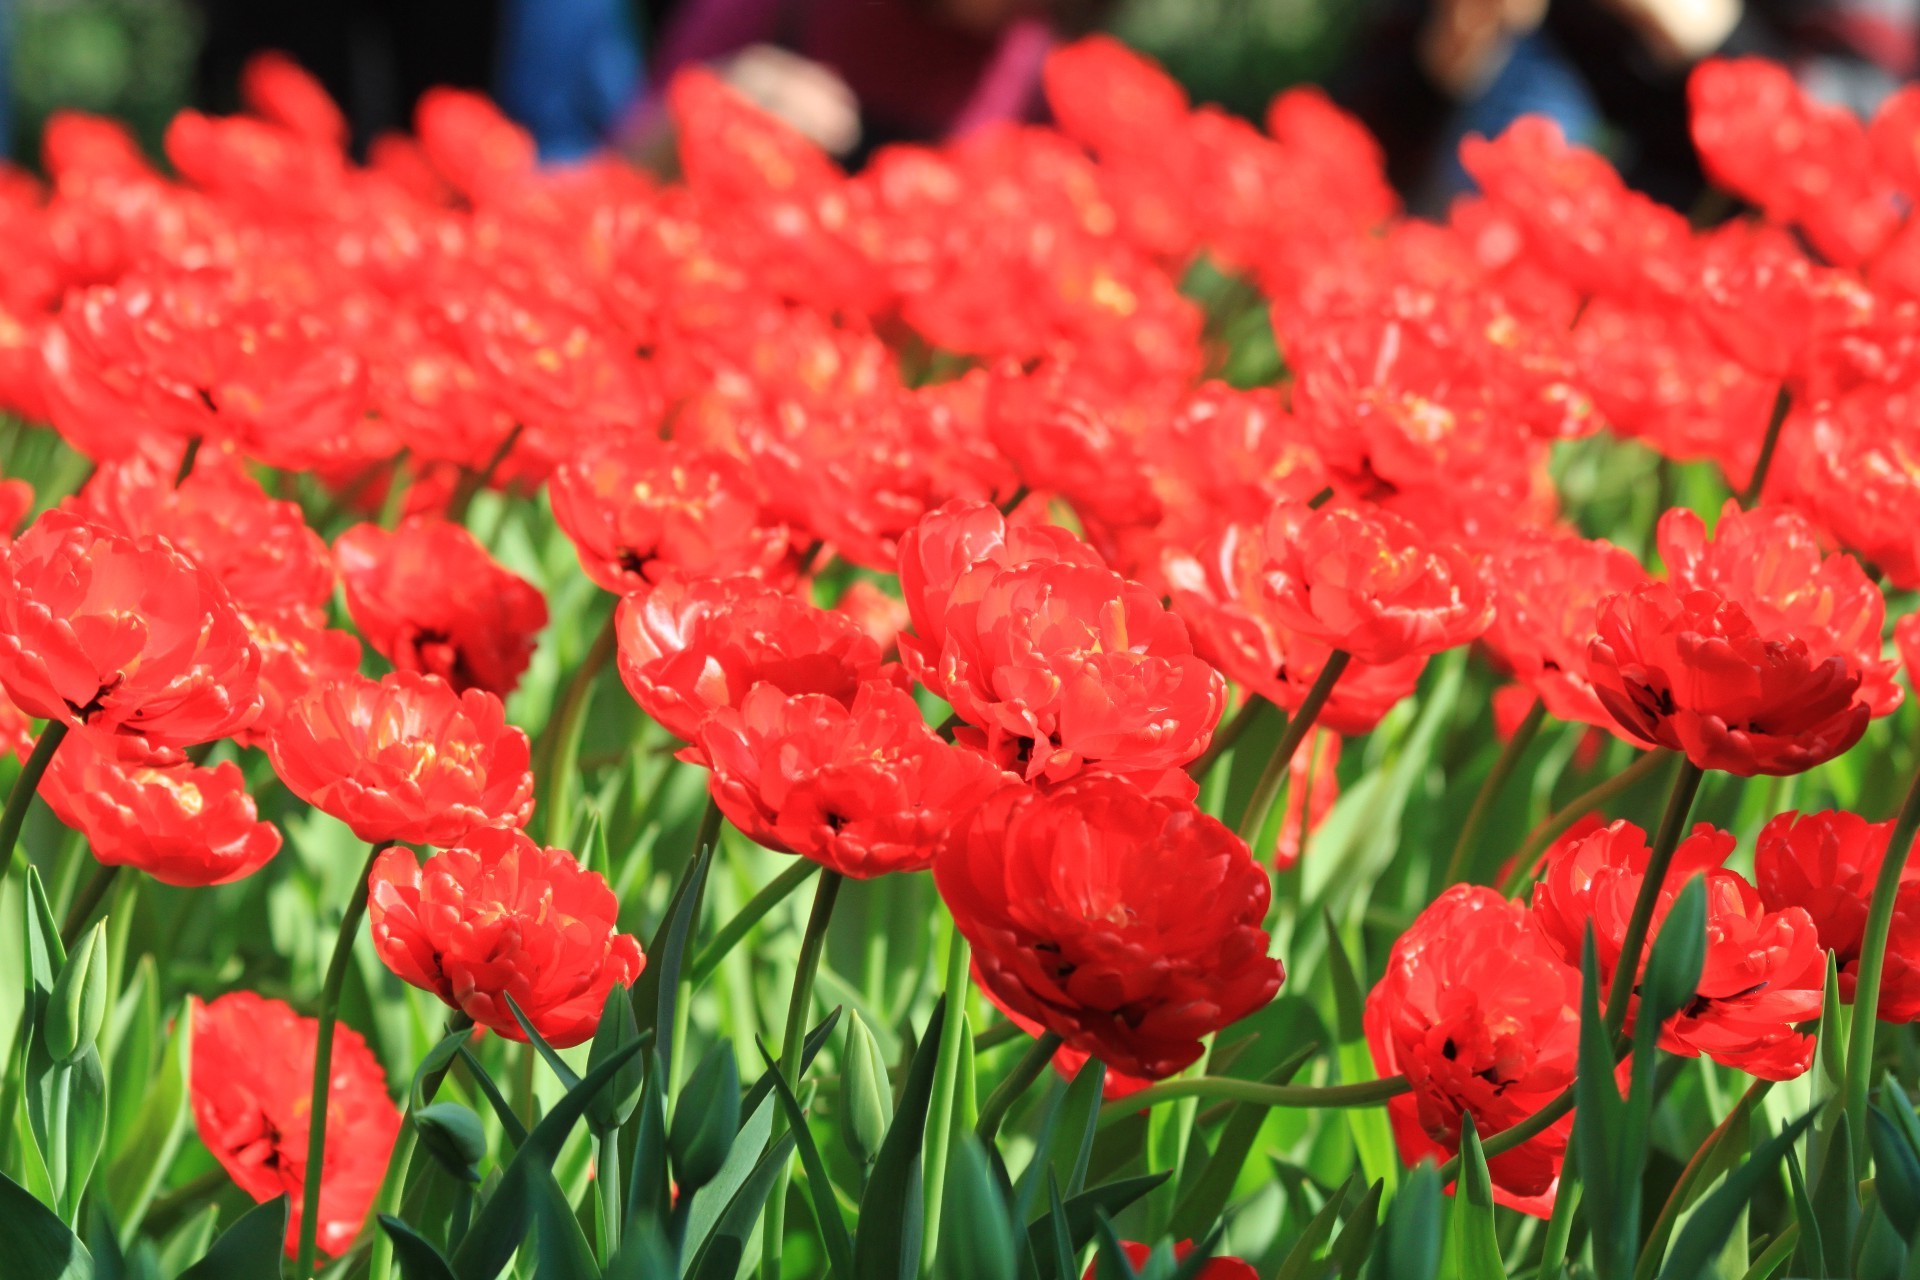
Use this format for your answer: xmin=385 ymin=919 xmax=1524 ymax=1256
xmin=1341 ymin=0 xmax=1920 ymax=213
xmin=628 ymin=0 xmax=1113 ymax=166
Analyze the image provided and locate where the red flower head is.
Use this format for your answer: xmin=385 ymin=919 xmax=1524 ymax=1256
xmin=1082 ymin=1242 xmax=1256 ymax=1280
xmin=72 ymin=448 xmax=335 ymax=617
xmin=614 ymin=575 xmax=895 ymax=744
xmin=0 ymin=475 xmax=32 ymax=542
xmin=1756 ymin=809 xmax=1920 ymax=1022
xmin=1365 ymin=885 xmax=1579 ymax=1215
xmin=1659 ymin=503 xmax=1899 ymax=716
xmin=266 ymin=670 xmax=534 ymax=846
xmin=190 ymin=992 xmax=400 ymax=1258
xmin=1531 ymin=818 xmax=1822 ymax=1079
xmin=368 ymin=828 xmax=644 ymax=1048
xmin=0 ymin=509 xmax=261 ymax=752
xmin=935 ymin=776 xmax=1282 ymax=1080
xmin=1167 ymin=517 xmax=1426 ymax=737
xmin=1481 ymin=528 xmax=1651 ymax=739
xmin=239 ymin=51 xmax=348 ymax=147
xmin=550 ymin=437 xmax=796 ymax=595
xmin=36 ymin=729 xmax=279 ymax=886
xmin=1587 ymin=584 xmax=1872 ymax=778
xmin=240 ymin=604 xmax=364 ymax=750
xmin=1900 ymin=612 xmax=1920 ymax=686
xmin=697 ymin=681 xmax=1011 ymax=879
xmin=1253 ymin=500 xmax=1493 ymax=666
xmin=336 ymin=517 xmax=548 ymax=697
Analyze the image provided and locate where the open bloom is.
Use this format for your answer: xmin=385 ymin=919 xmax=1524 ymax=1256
xmin=1366 ymin=885 xmax=1578 ymax=1216
xmin=336 ymin=517 xmax=548 ymax=697
xmin=0 ymin=509 xmax=261 ymax=752
xmin=190 ymin=992 xmax=400 ymax=1259
xmin=266 ymin=670 xmax=534 ymax=846
xmin=36 ymin=729 xmax=279 ymax=886
xmin=697 ymin=680 xmax=1011 ymax=878
xmin=615 ymin=575 xmax=896 ymax=744
xmin=935 ymin=776 xmax=1282 ymax=1079
xmin=1587 ymin=582 xmax=1870 ymax=776
xmin=1531 ymin=818 xmax=1821 ymax=1079
xmin=1756 ymin=809 xmax=1920 ymax=1023
xmin=1253 ymin=500 xmax=1493 ymax=665
xmin=368 ymin=828 xmax=644 ymax=1047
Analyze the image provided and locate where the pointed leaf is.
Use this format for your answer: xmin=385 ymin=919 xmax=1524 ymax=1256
xmin=0 ymin=1167 xmax=92 ymax=1278
xmin=855 ymin=997 xmax=948 ymax=1280
xmin=939 ymin=1133 xmax=1017 ymax=1280
xmin=1658 ymin=1111 xmax=1815 ymax=1280
xmin=380 ymin=1216 xmax=459 ymax=1280
xmin=686 ymin=1133 xmax=797 ymax=1280
xmin=176 ymin=1197 xmax=289 ymax=1280
xmin=756 ymin=1039 xmax=854 ymax=1277
xmin=1452 ymin=1117 xmax=1504 ymax=1280
xmin=1366 ymin=1161 xmax=1442 ymax=1280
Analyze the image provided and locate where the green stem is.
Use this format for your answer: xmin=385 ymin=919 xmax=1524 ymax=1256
xmin=1633 ymin=1077 xmax=1772 ymax=1280
xmin=597 ymin=1129 xmax=623 ymax=1257
xmin=918 ymin=924 xmax=972 ymax=1276
xmin=689 ymin=860 xmax=820 ymax=986
xmin=447 ymin=423 xmax=524 ymax=524
xmin=764 ymin=867 xmax=844 ymax=1279
xmin=59 ymin=862 xmax=120 ymax=949
xmin=1238 ymin=653 xmax=1350 ymax=848
xmin=295 ymin=838 xmax=392 ymax=1280
xmin=366 ymin=1126 xmax=415 ymax=1280
xmin=1498 ymin=748 xmax=1672 ymax=897
xmin=1844 ymin=758 xmax=1920 ymax=1164
xmin=534 ymin=609 xmax=619 ymax=843
xmin=1444 ymin=698 xmax=1548 ymax=887
xmin=1738 ymin=383 xmax=1791 ymax=507
xmin=2 ymin=720 xmax=69 ymax=879
xmin=1604 ymin=760 xmax=1705 ymax=1036
xmin=1099 ymin=1072 xmax=1410 ymax=1125
xmin=1186 ymin=694 xmax=1270 ymax=781
xmin=975 ymin=1032 xmax=1063 ymax=1143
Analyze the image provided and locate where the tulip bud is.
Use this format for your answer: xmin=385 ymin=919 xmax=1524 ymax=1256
xmin=413 ymin=1103 xmax=488 ymax=1182
xmin=838 ymin=1012 xmax=892 ymax=1166
xmin=44 ymin=922 xmax=108 ymax=1064
xmin=587 ymin=985 xmax=645 ymax=1133
xmin=668 ymin=1039 xmax=739 ymax=1193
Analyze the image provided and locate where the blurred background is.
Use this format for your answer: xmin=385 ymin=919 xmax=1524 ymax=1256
xmin=3 ymin=0 xmax=1912 ymax=215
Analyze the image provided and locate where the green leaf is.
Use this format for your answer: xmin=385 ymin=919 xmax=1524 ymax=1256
xmin=840 ymin=1011 xmax=894 ymax=1170
xmin=624 ymin=1050 xmax=670 ymax=1234
xmin=449 ymin=1038 xmax=645 ymax=1280
xmin=175 ymin=1197 xmax=288 ymax=1280
xmin=632 ymin=804 xmax=718 ymax=1080
xmin=44 ymin=924 xmax=108 ymax=1065
xmin=937 ymin=1134 xmax=1016 ymax=1280
xmin=1807 ymin=1121 xmax=1857 ymax=1278
xmin=585 ymin=984 xmax=643 ymax=1133
xmin=1784 ymin=1147 xmax=1824 ymax=1280
xmin=1327 ymin=1179 xmax=1384 ymax=1280
xmin=672 ymin=1039 xmax=742 ymax=1196
xmin=454 ymin=1044 xmax=530 ymax=1150
xmin=1452 ymin=1116 xmax=1504 ymax=1280
xmin=1658 ymin=1111 xmax=1815 ymax=1280
xmin=502 ymin=992 xmax=582 ymax=1093
xmin=1089 ymin=1213 xmax=1141 ymax=1280
xmin=1574 ymin=931 xmax=1631 ymax=1280
xmin=1167 ymin=1041 xmax=1315 ymax=1239
xmin=1872 ymin=1104 xmax=1920 ymax=1226
xmin=1270 ymin=1173 xmax=1356 ymax=1280
xmin=757 ymin=1040 xmax=854 ymax=1278
xmin=686 ymin=1133 xmax=798 ymax=1280
xmin=1022 ymin=1174 xmax=1170 ymax=1278
xmin=103 ymin=1000 xmax=190 ymax=1236
xmin=1640 ymin=878 xmax=1707 ymax=1031
xmin=1042 ymin=1171 xmax=1076 ymax=1280
xmin=0 ymin=1166 xmax=92 ymax=1278
xmin=1326 ymin=912 xmax=1396 ymax=1193
xmin=529 ymin=1164 xmax=601 ymax=1280
xmin=683 ymin=1091 xmax=775 ymax=1262
xmin=380 ymin=1216 xmax=459 ymax=1280
xmin=1366 ymin=1161 xmax=1442 ymax=1280
xmin=855 ymin=995 xmax=947 ymax=1280
xmin=1044 ymin=1059 xmax=1105 ymax=1204
xmin=57 ymin=1046 xmax=109 ymax=1221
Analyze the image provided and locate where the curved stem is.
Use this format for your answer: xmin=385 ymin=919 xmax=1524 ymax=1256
xmin=59 ymin=861 xmax=119 ymax=949
xmin=689 ymin=859 xmax=820 ymax=986
xmin=1187 ymin=694 xmax=1270 ymax=781
xmin=2 ymin=720 xmax=69 ymax=880
xmin=1443 ymin=698 xmax=1547 ymax=887
xmin=296 ymin=838 xmax=393 ymax=1279
xmin=1738 ymin=384 xmax=1792 ymax=507
xmin=1844 ymin=758 xmax=1920 ymax=1163
xmin=1099 ymin=1072 xmax=1410 ymax=1125
xmin=976 ymin=1031 xmax=1063 ymax=1143
xmin=1604 ymin=760 xmax=1705 ymax=1036
xmin=1238 ymin=652 xmax=1351 ymax=848
xmin=1499 ymin=749 xmax=1672 ymax=897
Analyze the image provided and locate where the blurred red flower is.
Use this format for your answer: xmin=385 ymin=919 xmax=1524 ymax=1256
xmin=936 ymin=776 xmax=1281 ymax=1079
xmin=0 ymin=509 xmax=261 ymax=752
xmin=697 ymin=680 xmax=1010 ymax=878
xmin=368 ymin=828 xmax=644 ymax=1047
xmin=336 ymin=517 xmax=548 ymax=697
xmin=1082 ymin=1242 xmax=1256 ymax=1279
xmin=266 ymin=670 xmax=533 ymax=845
xmin=190 ymin=992 xmax=400 ymax=1258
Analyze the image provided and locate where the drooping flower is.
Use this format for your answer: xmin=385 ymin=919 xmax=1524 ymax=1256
xmin=1251 ymin=500 xmax=1493 ymax=666
xmin=936 ymin=776 xmax=1282 ymax=1079
xmin=36 ymin=729 xmax=279 ymax=886
xmin=1531 ymin=818 xmax=1822 ymax=1079
xmin=0 ymin=509 xmax=261 ymax=752
xmin=1587 ymin=582 xmax=1870 ymax=776
xmin=1755 ymin=809 xmax=1920 ymax=1023
xmin=336 ymin=517 xmax=548 ymax=697
xmin=190 ymin=992 xmax=400 ymax=1258
xmin=266 ymin=670 xmax=534 ymax=846
xmin=368 ymin=829 xmax=644 ymax=1048
xmin=614 ymin=575 xmax=896 ymax=744
xmin=697 ymin=680 xmax=1011 ymax=878
xmin=1365 ymin=885 xmax=1578 ymax=1216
